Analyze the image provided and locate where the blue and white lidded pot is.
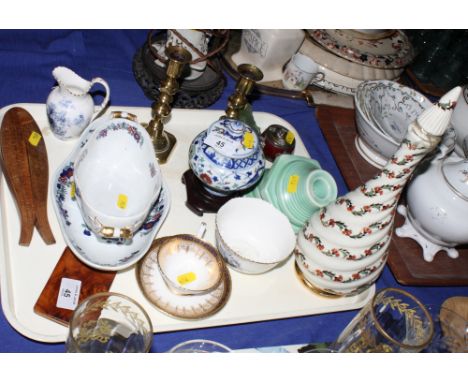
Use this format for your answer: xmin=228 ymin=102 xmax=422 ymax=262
xmin=189 ymin=117 xmax=265 ymax=194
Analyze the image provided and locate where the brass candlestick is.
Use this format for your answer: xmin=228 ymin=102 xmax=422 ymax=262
xmin=225 ymin=63 xmax=263 ymax=119
xmin=147 ymin=45 xmax=192 ymax=163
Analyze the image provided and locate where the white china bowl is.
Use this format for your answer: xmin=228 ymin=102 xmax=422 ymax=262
xmin=157 ymin=235 xmax=224 ymax=295
xmin=354 ymin=81 xmax=431 ymax=162
xmin=74 ymin=114 xmax=162 ymax=239
xmin=365 ymin=80 xmax=432 ymax=143
xmin=215 ymin=198 xmax=296 ymax=274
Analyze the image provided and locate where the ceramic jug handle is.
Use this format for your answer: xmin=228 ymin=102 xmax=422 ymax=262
xmin=432 ymin=128 xmax=456 ymax=163
xmin=90 ymin=77 xmax=110 ymax=119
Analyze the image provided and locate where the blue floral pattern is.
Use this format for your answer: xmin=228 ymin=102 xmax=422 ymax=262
xmin=189 ymin=118 xmax=265 ymax=193
xmin=47 ymin=98 xmax=86 ymax=138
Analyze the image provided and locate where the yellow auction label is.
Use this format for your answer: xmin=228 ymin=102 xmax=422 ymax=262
xmin=28 ymin=131 xmax=42 ymax=146
xmin=287 ymin=175 xmax=300 ymax=193
xmin=285 ymin=131 xmax=295 ymax=145
xmin=70 ymin=182 xmax=76 ymax=198
xmin=243 ymin=132 xmax=255 ymax=149
xmin=117 ymin=194 xmax=128 ymax=209
xmin=177 ymin=272 xmax=197 ymax=285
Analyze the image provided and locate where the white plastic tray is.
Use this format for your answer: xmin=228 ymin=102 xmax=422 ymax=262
xmin=0 ymin=103 xmax=374 ymax=343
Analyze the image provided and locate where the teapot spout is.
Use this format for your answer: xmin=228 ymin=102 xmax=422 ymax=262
xmin=52 ymin=66 xmax=91 ymax=96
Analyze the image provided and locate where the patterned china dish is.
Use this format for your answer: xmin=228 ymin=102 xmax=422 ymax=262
xmin=138 ymin=238 xmax=231 ymax=320
xmin=51 ymin=112 xmax=170 ymax=271
xmin=189 ymin=117 xmax=265 ymax=194
xmin=354 ymin=80 xmax=431 ymax=167
xmin=215 ymin=197 xmax=296 ymax=274
xmin=74 ymin=113 xmax=162 ymax=239
xmin=364 ymin=80 xmax=432 ymax=142
xmin=309 ymin=29 xmax=414 ymax=69
xmin=299 ymin=37 xmax=404 ymax=81
xmin=157 ymin=234 xmax=224 ymax=295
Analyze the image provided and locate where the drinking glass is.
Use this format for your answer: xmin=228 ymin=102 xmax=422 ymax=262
xmin=168 ymin=339 xmax=232 ymax=353
xmin=423 ymin=305 xmax=468 ymax=353
xmin=333 ymin=288 xmax=434 ymax=353
xmin=66 ymin=292 xmax=153 ymax=353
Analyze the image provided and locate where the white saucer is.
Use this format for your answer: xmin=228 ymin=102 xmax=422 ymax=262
xmin=51 ymin=112 xmax=171 ymax=271
xmin=138 ymin=239 xmax=231 ymax=320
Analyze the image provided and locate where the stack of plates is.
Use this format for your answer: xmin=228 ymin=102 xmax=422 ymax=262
xmin=299 ymin=30 xmax=414 ymax=96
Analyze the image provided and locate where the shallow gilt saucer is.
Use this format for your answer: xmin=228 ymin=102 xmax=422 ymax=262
xmin=52 ymin=161 xmax=170 ymax=271
xmin=137 ymin=238 xmax=231 ymax=320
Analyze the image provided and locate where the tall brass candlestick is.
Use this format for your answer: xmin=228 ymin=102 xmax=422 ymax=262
xmin=147 ymin=45 xmax=192 ymax=163
xmin=225 ymin=64 xmax=263 ymax=120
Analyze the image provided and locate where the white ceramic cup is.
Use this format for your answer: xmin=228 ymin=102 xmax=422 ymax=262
xmin=215 ymin=197 xmax=296 ymax=274
xmin=282 ymin=53 xmax=323 ymax=91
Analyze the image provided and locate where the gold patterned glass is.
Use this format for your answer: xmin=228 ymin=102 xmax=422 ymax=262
xmin=333 ymin=288 xmax=434 ymax=353
xmin=66 ymin=292 xmax=153 ymax=353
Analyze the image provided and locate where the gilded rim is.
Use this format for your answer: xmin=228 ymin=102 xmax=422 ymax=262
xmin=294 ymin=261 xmax=374 ymax=298
xmin=294 ymin=262 xmax=342 ymax=298
xmin=137 ymin=238 xmax=231 ymax=320
xmin=156 ymin=234 xmax=225 ymax=295
xmin=370 ymin=287 xmax=434 ymax=350
xmin=68 ymin=291 xmax=154 ymax=353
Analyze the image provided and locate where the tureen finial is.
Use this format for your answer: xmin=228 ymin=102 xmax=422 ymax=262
xmin=417 ymin=86 xmax=462 ymax=136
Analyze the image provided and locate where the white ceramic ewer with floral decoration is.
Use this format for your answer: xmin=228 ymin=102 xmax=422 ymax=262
xmin=295 ymin=86 xmax=462 ymax=297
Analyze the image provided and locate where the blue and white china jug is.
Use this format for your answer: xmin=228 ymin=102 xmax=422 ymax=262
xmin=46 ymin=66 xmax=110 ymax=140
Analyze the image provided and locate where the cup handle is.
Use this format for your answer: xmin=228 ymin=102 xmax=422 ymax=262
xmin=196 ymin=222 xmax=207 ymax=240
xmin=90 ymin=77 xmax=110 ymax=120
xmin=431 ymin=127 xmax=456 ymax=163
xmin=310 ymin=71 xmax=325 ymax=84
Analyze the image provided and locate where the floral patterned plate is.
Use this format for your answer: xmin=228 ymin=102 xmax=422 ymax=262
xmin=309 ymin=30 xmax=414 ymax=69
xmin=137 ymin=238 xmax=231 ymax=320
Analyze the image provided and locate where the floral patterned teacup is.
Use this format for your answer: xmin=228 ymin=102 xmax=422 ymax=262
xmin=282 ymin=53 xmax=324 ymax=91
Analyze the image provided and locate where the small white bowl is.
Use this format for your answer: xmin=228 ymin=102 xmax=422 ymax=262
xmin=365 ymin=80 xmax=431 ymax=143
xmin=74 ymin=113 xmax=162 ymax=239
xmin=215 ymin=198 xmax=296 ymax=274
xmin=355 ymin=93 xmax=399 ymax=160
xmin=157 ymin=235 xmax=224 ymax=295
